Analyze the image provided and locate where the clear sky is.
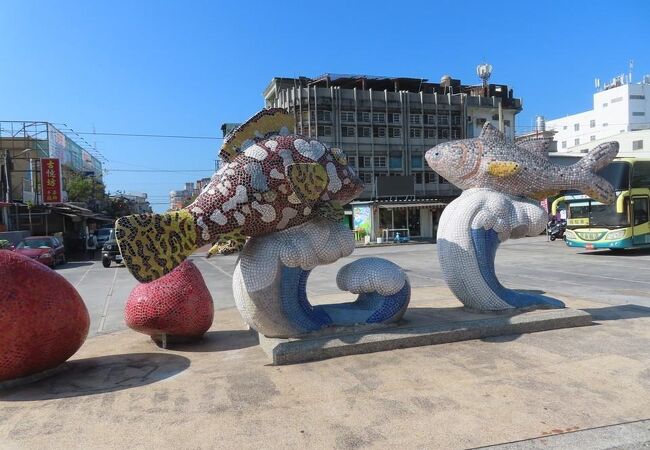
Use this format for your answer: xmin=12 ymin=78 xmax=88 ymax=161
xmin=2 ymin=0 xmax=649 ymax=212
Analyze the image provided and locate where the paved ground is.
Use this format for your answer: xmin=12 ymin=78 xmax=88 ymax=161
xmin=56 ymin=236 xmax=650 ymax=337
xmin=1 ymin=236 xmax=649 ymax=449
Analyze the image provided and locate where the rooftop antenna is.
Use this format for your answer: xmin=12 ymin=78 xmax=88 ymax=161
xmin=629 ymin=59 xmax=634 ymax=84
xmin=476 ymin=63 xmax=493 ymax=96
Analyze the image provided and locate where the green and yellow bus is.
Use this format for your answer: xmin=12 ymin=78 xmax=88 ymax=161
xmin=552 ymin=158 xmax=650 ymax=250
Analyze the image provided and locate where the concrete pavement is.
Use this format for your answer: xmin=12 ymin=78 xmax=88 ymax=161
xmin=1 ymin=237 xmax=648 ymax=449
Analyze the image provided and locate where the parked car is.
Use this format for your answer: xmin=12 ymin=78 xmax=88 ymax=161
xmin=101 ymin=229 xmax=123 ymax=267
xmin=14 ymin=236 xmax=66 ymax=268
xmin=96 ymin=228 xmax=114 ymax=248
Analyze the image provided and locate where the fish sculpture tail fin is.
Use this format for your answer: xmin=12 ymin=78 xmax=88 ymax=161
xmin=115 ymin=210 xmax=198 ymax=282
xmin=573 ymin=142 xmax=619 ymax=204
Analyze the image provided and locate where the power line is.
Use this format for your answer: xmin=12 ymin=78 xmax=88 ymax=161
xmin=107 ymin=169 xmax=213 ymax=173
xmin=74 ymin=131 xmax=224 ymax=140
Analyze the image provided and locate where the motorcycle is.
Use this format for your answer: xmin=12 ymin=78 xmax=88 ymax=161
xmin=548 ymin=219 xmax=567 ymax=241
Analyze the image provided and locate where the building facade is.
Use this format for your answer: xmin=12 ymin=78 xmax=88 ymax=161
xmin=263 ymin=73 xmax=522 ymax=239
xmin=546 ymin=74 xmax=650 ymax=154
xmin=0 ymin=121 xmax=104 ymax=233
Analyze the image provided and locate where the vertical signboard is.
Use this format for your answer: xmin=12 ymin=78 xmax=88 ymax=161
xmin=352 ymin=204 xmax=372 ymax=234
xmin=41 ymin=158 xmax=62 ymax=204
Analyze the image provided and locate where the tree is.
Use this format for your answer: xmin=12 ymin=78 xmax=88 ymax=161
xmin=66 ymin=175 xmax=94 ymax=202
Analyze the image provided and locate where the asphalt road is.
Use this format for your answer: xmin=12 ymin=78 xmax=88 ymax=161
xmin=54 ymin=236 xmax=650 ymax=337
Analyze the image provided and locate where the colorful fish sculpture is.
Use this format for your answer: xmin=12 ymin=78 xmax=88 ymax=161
xmin=116 ymin=108 xmax=364 ymax=282
xmin=425 ymin=123 xmax=619 ymax=203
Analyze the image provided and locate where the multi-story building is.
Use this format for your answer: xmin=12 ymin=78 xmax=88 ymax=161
xmin=546 ymin=74 xmax=650 ymax=155
xmin=263 ymin=73 xmax=522 ymax=239
xmin=169 ymin=182 xmax=195 ymax=211
xmin=110 ymin=192 xmax=153 ymax=214
xmin=0 ymin=121 xmax=104 ymax=232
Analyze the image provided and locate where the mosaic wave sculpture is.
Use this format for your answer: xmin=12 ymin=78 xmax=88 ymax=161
xmin=426 ymin=123 xmax=619 ymax=311
xmin=233 ymin=218 xmax=411 ymax=338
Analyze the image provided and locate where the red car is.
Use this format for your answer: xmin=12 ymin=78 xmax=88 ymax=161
xmin=14 ymin=236 xmax=66 ymax=268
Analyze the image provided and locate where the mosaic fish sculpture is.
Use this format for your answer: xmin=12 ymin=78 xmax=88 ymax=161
xmin=425 ymin=123 xmax=619 ymax=203
xmin=116 ymin=109 xmax=364 ymax=282
xmin=426 ymin=123 xmax=619 ymax=311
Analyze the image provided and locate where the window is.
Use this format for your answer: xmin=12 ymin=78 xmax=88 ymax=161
xmin=633 ymin=140 xmax=644 ymax=150
xmin=318 ymin=125 xmax=332 ymax=136
xmin=603 ymin=103 xmax=608 ymax=108
xmin=372 ymin=112 xmax=385 ymax=123
xmin=452 ymin=115 xmax=461 ymax=125
xmin=409 ymin=128 xmax=422 ymax=138
xmin=492 ymin=114 xmax=499 ymax=120
xmin=451 ymin=129 xmax=461 ymax=139
xmin=590 ymin=135 xmax=596 ymax=141
xmin=438 ymin=175 xmax=447 ymax=184
xmin=358 ymin=111 xmax=370 ymax=122
xmin=562 ymin=141 xmax=567 ymax=149
xmin=410 ymin=114 xmax=422 ymax=125
xmin=574 ymin=123 xmax=580 ymax=131
xmin=341 ymin=126 xmax=355 ymax=137
xmin=611 ymin=97 xmax=623 ymax=103
xmin=603 ymin=123 xmax=608 ymax=127
xmin=341 ymin=111 xmax=355 ymax=123
xmin=358 ymin=156 xmax=372 ymax=168
xmin=630 ymin=95 xmax=646 ymax=100
xmin=503 ymin=120 xmax=511 ymax=127
xmin=414 ymin=172 xmax=423 ymax=184
xmin=590 ymin=119 xmax=596 ymax=128
xmin=574 ymin=138 xmax=580 ymax=146
xmin=317 ymin=110 xmax=332 ymax=122
xmin=439 ymin=128 xmax=450 ymax=139
xmin=388 ymin=127 xmax=401 ymax=138
xmin=425 ymin=128 xmax=436 ymax=138
xmin=633 ymin=112 xmax=646 ymax=116
xmin=563 ymin=125 xmax=568 ymax=130
xmin=359 ymin=127 xmax=370 ymax=137
xmin=388 ymin=113 xmax=401 ymax=124
xmin=360 ymin=172 xmax=372 ymax=184
xmin=633 ymin=197 xmax=649 ymax=226
xmin=348 ymin=156 xmax=357 ymax=167
xmin=389 ymin=156 xmax=402 ymax=170
xmin=373 ymin=127 xmax=386 ymax=138
xmin=438 ymin=115 xmax=449 ymax=126
xmin=411 ymin=154 xmax=423 ymax=169
xmin=425 ymin=114 xmax=436 ymax=125
xmin=425 ymin=172 xmax=437 ymax=183
xmin=374 ymin=156 xmax=387 ymax=168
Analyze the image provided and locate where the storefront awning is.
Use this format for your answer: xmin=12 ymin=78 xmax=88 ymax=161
xmin=378 ymin=202 xmax=448 ymax=209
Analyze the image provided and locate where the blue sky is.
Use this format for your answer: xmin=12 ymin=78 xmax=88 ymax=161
xmin=2 ymin=0 xmax=649 ymax=212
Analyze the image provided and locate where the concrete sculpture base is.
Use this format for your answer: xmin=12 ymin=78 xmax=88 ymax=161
xmin=258 ymin=306 xmax=592 ymax=365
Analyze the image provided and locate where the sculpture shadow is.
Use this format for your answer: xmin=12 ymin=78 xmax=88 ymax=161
xmin=169 ymin=329 xmax=259 ymax=353
xmin=0 ymin=353 xmax=190 ymax=401
xmin=581 ymin=304 xmax=650 ymax=321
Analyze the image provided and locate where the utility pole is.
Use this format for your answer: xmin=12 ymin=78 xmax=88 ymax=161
xmin=3 ymin=150 xmax=12 ymax=230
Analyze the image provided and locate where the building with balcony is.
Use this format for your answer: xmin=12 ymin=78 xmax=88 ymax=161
xmin=263 ymin=73 xmax=522 ymax=239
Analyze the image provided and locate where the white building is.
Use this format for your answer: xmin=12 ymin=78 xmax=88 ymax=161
xmin=546 ymin=74 xmax=650 ymax=154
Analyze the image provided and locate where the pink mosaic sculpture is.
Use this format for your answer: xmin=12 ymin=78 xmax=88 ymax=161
xmin=124 ymin=260 xmax=214 ymax=343
xmin=0 ymin=251 xmax=90 ymax=382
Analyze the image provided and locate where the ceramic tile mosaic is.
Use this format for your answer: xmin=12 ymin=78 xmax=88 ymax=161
xmin=232 ymin=218 xmax=410 ymax=338
xmin=116 ymin=108 xmax=364 ymax=283
xmin=124 ymin=260 xmax=214 ymax=340
xmin=0 ymin=251 xmax=89 ymax=382
xmin=426 ymin=123 xmax=619 ymax=311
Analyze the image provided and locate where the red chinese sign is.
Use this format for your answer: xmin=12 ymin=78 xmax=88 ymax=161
xmin=41 ymin=158 xmax=62 ymax=204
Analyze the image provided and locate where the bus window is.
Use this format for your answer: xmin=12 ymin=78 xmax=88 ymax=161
xmin=633 ymin=197 xmax=649 ymax=226
xmin=632 ymin=162 xmax=650 ymax=188
xmin=598 ymin=161 xmax=631 ymax=190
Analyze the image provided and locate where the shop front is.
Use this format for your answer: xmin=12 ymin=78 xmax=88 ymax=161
xmin=351 ymin=200 xmax=448 ymax=243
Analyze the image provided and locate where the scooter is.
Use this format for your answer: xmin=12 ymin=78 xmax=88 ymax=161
xmin=548 ymin=220 xmax=566 ymax=241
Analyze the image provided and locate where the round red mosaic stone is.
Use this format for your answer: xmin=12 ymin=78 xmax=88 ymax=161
xmin=124 ymin=260 xmax=214 ymax=340
xmin=0 ymin=250 xmax=90 ymax=382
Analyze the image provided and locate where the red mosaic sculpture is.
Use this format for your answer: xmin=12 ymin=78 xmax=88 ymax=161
xmin=124 ymin=260 xmax=214 ymax=342
xmin=0 ymin=251 xmax=90 ymax=382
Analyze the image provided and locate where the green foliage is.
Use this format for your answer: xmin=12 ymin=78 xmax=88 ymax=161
xmin=66 ymin=175 xmax=94 ymax=202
